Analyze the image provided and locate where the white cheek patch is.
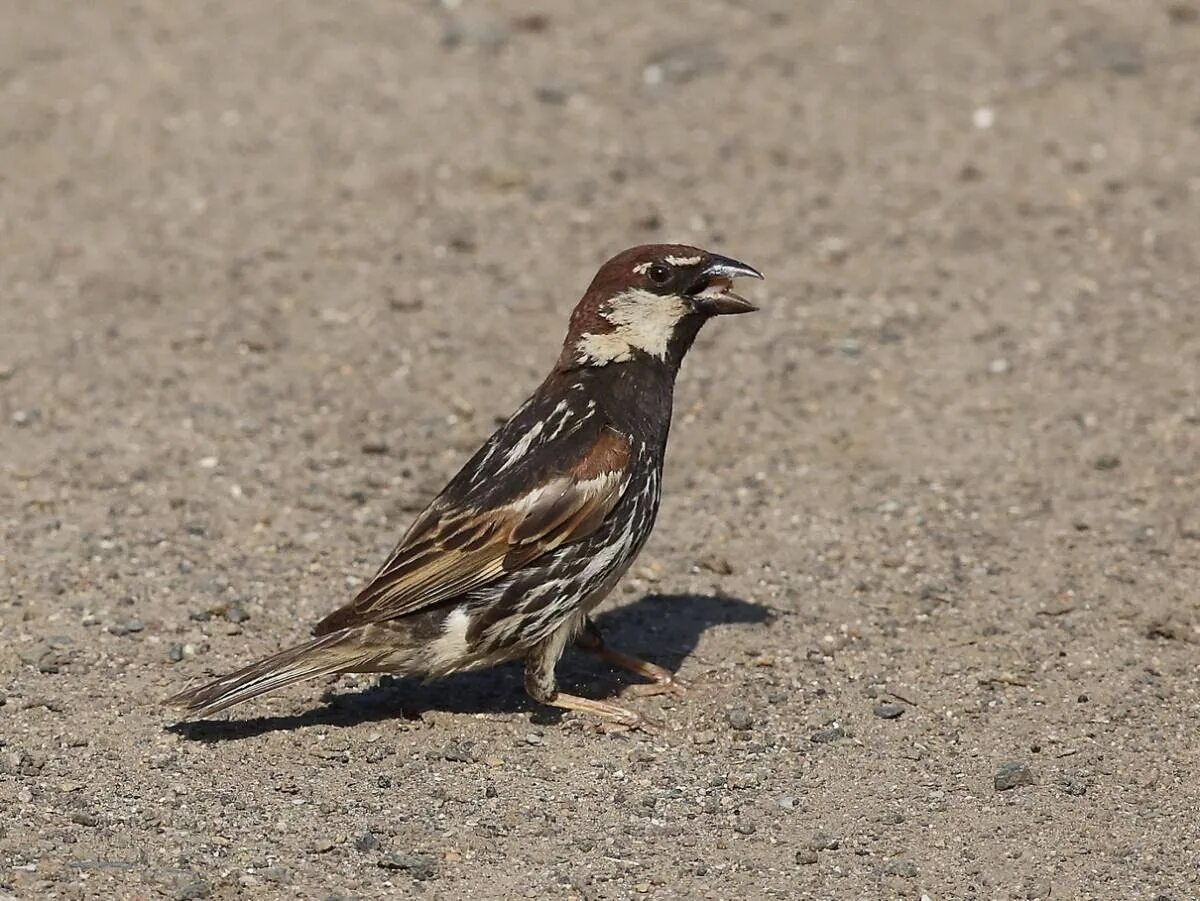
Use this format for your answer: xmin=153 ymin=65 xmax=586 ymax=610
xmin=575 ymin=331 xmax=634 ymax=365
xmin=575 ymin=288 xmax=689 ymax=364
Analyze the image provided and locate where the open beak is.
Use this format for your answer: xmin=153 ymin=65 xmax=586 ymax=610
xmin=688 ymin=254 xmax=764 ymax=315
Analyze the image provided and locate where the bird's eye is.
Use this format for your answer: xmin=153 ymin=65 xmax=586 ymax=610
xmin=647 ymin=263 xmax=671 ymax=285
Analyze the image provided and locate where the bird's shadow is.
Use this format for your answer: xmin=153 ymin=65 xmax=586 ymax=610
xmin=168 ymin=593 xmax=770 ymax=743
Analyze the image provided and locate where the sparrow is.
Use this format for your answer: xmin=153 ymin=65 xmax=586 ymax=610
xmin=167 ymin=243 xmax=763 ymax=730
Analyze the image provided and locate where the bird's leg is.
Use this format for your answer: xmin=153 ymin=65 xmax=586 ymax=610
xmin=576 ymin=618 xmax=687 ymax=698
xmin=524 ymin=627 xmax=651 ymax=730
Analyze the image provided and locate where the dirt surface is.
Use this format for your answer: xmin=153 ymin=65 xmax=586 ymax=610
xmin=3 ymin=2 xmax=1200 ymax=898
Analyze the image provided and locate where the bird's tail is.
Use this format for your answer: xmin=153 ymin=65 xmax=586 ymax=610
xmin=164 ymin=629 xmax=390 ymax=719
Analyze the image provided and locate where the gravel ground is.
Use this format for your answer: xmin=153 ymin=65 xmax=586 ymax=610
xmin=3 ymin=2 xmax=1200 ymax=899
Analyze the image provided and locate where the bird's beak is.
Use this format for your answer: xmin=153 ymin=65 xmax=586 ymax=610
xmin=688 ymin=254 xmax=764 ymax=316
xmin=704 ymin=254 xmax=765 ymax=283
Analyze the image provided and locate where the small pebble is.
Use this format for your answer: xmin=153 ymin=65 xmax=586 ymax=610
xmin=730 ymin=772 xmax=760 ymax=789
xmin=810 ymin=726 xmax=846 ymax=744
xmin=377 ymin=852 xmax=436 ymax=880
xmin=809 ymin=831 xmax=839 ymax=851
xmin=1059 ymin=776 xmax=1087 ymax=796
xmin=259 ymin=866 xmax=290 ymax=884
xmin=442 ymin=741 xmax=475 ymax=763
xmin=698 ymin=553 xmax=734 ymax=575
xmin=353 ymin=832 xmax=381 ymax=853
xmin=1093 ymin=454 xmax=1121 ymax=471
xmin=795 ymin=849 xmax=819 ymax=865
xmin=534 ymin=82 xmax=575 ymax=105
xmin=642 ymin=42 xmax=727 ymax=87
xmin=994 ymin=761 xmax=1034 ymax=791
xmin=172 ymin=879 xmax=211 ymax=901
xmin=873 ymin=703 xmax=905 ymax=720
xmin=1026 ymin=877 xmax=1053 ymax=899
xmin=884 ymin=859 xmax=919 ymax=877
xmin=726 ymin=709 xmax=755 ymax=730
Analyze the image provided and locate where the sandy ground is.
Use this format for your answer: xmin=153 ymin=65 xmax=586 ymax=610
xmin=3 ymin=1 xmax=1200 ymax=898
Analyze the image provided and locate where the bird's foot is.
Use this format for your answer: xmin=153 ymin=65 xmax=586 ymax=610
xmin=591 ymin=712 xmax=663 ymax=735
xmin=585 ymin=643 xmax=688 ymax=699
xmin=621 ymin=675 xmax=689 ymax=699
xmin=540 ymin=692 xmax=659 ymax=733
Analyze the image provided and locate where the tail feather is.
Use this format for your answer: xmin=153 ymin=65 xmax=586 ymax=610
xmin=164 ymin=630 xmax=384 ymax=719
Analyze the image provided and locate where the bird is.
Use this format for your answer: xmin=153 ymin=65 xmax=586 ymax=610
xmin=166 ymin=243 xmax=763 ymax=730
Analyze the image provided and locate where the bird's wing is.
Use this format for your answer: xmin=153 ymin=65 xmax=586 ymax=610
xmin=312 ymin=425 xmax=632 ymax=635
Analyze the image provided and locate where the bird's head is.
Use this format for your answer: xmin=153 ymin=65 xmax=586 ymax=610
xmin=558 ymin=244 xmax=763 ymax=370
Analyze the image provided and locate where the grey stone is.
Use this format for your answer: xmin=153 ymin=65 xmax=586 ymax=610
xmin=727 ymin=709 xmax=755 ymax=730
xmin=378 ymin=853 xmax=436 ymax=880
xmin=810 ymin=726 xmax=846 ymax=743
xmin=172 ymin=880 xmax=211 ymax=901
xmin=873 ymin=703 xmax=905 ymax=719
xmin=995 ymin=761 xmax=1034 ymax=791
xmin=809 ymin=831 xmax=839 ymax=850
xmin=441 ymin=740 xmax=475 ymax=763
xmin=353 ymin=832 xmax=381 ymax=853
xmin=1059 ymin=776 xmax=1087 ymax=796
xmin=884 ymin=859 xmax=919 ymax=877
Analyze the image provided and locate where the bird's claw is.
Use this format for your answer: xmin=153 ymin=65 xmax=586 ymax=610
xmin=594 ymin=714 xmax=662 ymax=735
xmin=622 ymin=676 xmax=689 ymax=699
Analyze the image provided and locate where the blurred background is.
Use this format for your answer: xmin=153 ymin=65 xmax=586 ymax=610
xmin=2 ymin=2 xmax=1199 ymax=898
